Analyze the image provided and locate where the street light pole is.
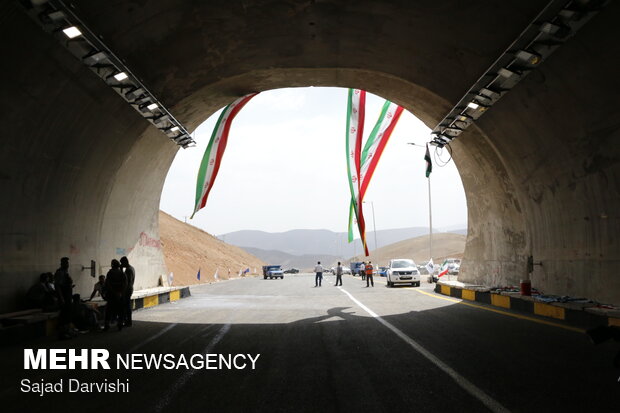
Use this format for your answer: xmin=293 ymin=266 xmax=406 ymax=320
xmin=408 ymin=142 xmax=432 ymax=264
xmin=363 ymin=201 xmax=378 ymax=252
xmin=428 ymin=176 xmax=433 ymax=261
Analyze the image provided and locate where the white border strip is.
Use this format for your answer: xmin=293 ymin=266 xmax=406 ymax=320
xmin=339 ymin=288 xmax=509 ymax=413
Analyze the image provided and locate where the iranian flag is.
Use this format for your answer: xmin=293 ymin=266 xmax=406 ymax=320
xmin=346 ymin=92 xmax=404 ymax=255
xmin=359 ymin=100 xmax=404 ymax=197
xmin=438 ymin=260 xmax=450 ymax=278
xmin=191 ymin=93 xmax=259 ymax=218
xmin=345 ymin=89 xmax=369 ymax=255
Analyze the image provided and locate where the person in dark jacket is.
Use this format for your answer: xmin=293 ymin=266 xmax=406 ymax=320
xmin=120 ymin=256 xmax=135 ymax=327
xmin=89 ymin=275 xmax=107 ymax=301
xmin=54 ymin=257 xmax=74 ymax=338
xmin=104 ymin=259 xmax=127 ymax=331
xmin=26 ymin=273 xmax=59 ymax=311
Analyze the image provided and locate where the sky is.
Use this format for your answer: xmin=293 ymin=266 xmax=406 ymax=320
xmin=160 ymin=87 xmax=467 ymax=236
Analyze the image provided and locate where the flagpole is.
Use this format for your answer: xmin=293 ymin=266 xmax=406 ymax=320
xmin=428 ymin=175 xmax=433 ymax=264
xmin=408 ymin=141 xmax=434 ymax=268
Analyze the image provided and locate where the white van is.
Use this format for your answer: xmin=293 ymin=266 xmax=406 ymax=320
xmin=387 ymin=259 xmax=420 ymax=287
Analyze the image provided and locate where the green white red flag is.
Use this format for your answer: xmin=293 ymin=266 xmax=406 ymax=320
xmin=359 ymin=100 xmax=404 ymax=197
xmin=191 ymin=93 xmax=259 ymax=218
xmin=438 ymin=260 xmax=450 ymax=278
xmin=346 ymin=90 xmax=404 ymax=256
xmin=345 ymin=89 xmax=369 ymax=255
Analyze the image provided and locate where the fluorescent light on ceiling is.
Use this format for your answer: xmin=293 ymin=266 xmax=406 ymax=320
xmin=147 ymin=103 xmax=158 ymax=111
xmin=170 ymin=126 xmax=180 ymax=132
xmin=467 ymin=102 xmax=479 ymax=109
xmin=114 ymin=72 xmax=128 ymax=81
xmin=62 ymin=26 xmax=82 ymax=39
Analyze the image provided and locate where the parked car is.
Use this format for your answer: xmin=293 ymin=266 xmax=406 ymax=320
xmin=448 ymin=259 xmax=461 ymax=275
xmin=378 ymin=266 xmax=388 ymax=277
xmin=386 ymin=259 xmax=420 ymax=287
xmin=342 ymin=266 xmax=352 ymax=274
xmin=417 ymin=264 xmax=429 ymax=275
xmin=283 ymin=268 xmax=299 ymax=274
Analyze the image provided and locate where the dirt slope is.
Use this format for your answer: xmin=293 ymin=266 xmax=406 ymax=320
xmin=159 ymin=211 xmax=265 ymax=285
xmin=349 ymin=233 xmax=466 ymax=266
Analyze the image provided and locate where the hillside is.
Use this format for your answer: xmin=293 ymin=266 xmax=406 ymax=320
xmin=348 ymin=233 xmax=466 ymax=266
xmin=220 ymin=227 xmax=434 ymax=257
xmin=241 ymin=246 xmax=340 ymax=270
xmin=159 ymin=211 xmax=265 ymax=285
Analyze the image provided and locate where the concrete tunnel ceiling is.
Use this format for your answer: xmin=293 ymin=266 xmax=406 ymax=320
xmin=0 ymin=0 xmax=618 ymax=311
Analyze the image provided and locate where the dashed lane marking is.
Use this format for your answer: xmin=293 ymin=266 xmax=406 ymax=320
xmin=154 ymin=323 xmax=231 ymax=412
xmin=128 ymin=323 xmax=178 ymax=353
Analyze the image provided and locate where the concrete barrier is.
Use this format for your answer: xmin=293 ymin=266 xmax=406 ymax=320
xmin=434 ymin=282 xmax=618 ymax=330
xmin=0 ymin=286 xmax=191 ymax=344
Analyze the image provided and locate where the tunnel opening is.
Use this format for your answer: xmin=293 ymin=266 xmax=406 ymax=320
xmin=159 ymin=86 xmax=468 ymax=283
xmin=1 ymin=0 xmax=618 ymax=314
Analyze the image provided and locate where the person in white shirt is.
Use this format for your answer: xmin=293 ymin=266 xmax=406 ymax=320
xmin=314 ymin=261 xmax=324 ymax=287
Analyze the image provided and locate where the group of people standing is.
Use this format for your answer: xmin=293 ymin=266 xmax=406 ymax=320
xmin=312 ymin=260 xmax=374 ymax=287
xmin=26 ymin=255 xmax=136 ymax=338
xmin=313 ymin=261 xmax=344 ymax=287
xmin=100 ymin=257 xmax=136 ymax=331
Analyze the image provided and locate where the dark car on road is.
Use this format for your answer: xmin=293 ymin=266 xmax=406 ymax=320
xmin=283 ymin=268 xmax=299 ymax=274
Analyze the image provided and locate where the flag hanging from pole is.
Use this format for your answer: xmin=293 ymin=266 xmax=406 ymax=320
xmin=438 ymin=260 xmax=449 ymax=278
xmin=425 ymin=258 xmax=435 ymax=275
xmin=424 ymin=143 xmax=433 ymax=178
xmin=345 ymin=90 xmax=404 ymax=256
xmin=191 ymin=92 xmax=259 ymax=218
xmin=345 ymin=89 xmax=369 ymax=255
xmin=359 ymin=100 xmax=404 ymax=197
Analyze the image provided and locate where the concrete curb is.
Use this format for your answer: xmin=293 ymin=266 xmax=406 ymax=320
xmin=434 ymin=283 xmax=619 ymax=330
xmin=131 ymin=286 xmax=191 ymax=311
xmin=0 ymin=286 xmax=192 ymax=345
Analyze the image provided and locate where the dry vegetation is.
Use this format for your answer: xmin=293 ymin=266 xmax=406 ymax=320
xmin=159 ymin=211 xmax=265 ymax=285
xmin=349 ymin=232 xmax=466 ymax=266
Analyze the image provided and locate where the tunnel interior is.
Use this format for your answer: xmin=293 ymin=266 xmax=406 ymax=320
xmin=1 ymin=0 xmax=618 ymax=312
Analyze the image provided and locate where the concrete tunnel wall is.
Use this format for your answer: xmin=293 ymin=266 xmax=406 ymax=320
xmin=0 ymin=0 xmax=618 ymax=312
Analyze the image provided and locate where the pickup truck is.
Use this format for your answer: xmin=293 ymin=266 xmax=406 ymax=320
xmin=262 ymin=265 xmax=284 ymax=280
xmin=349 ymin=261 xmax=365 ymax=277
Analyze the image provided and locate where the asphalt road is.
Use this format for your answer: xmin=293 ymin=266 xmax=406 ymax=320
xmin=1 ymin=274 xmax=618 ymax=413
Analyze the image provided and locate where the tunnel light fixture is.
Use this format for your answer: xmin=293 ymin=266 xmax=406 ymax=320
xmin=113 ymin=72 xmax=128 ymax=81
xmin=20 ymin=0 xmax=196 ymax=149
xmin=515 ymin=49 xmax=542 ymax=66
xmin=62 ymin=26 xmax=81 ymax=39
xmin=429 ymin=0 xmax=608 ymax=148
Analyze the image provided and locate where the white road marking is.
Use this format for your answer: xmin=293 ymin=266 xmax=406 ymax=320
xmin=154 ymin=323 xmax=231 ymax=412
xmin=128 ymin=323 xmax=178 ymax=353
xmin=340 ymin=287 xmax=510 ymax=413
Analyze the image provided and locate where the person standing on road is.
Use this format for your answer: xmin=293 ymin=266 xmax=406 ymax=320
xmin=104 ymin=259 xmax=127 ymax=331
xmin=54 ymin=257 xmax=74 ymax=338
xmin=335 ymin=262 xmax=343 ymax=287
xmin=120 ymin=256 xmax=135 ymax=327
xmin=365 ymin=261 xmax=374 ymax=287
xmin=314 ymin=261 xmax=324 ymax=287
